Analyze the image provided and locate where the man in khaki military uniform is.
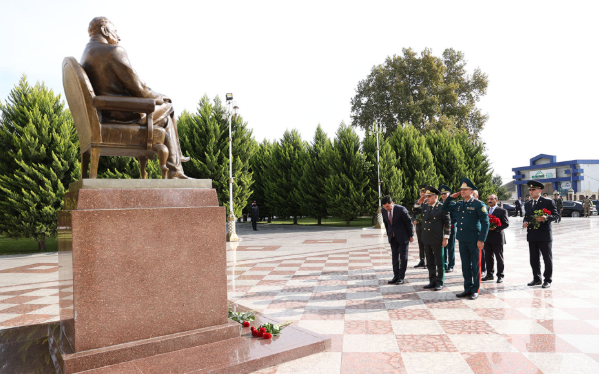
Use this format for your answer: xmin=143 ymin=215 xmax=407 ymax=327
xmin=582 ymin=196 xmax=593 ymax=218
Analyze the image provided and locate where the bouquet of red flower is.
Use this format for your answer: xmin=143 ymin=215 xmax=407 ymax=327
xmin=530 ymin=208 xmax=551 ymax=229
xmin=489 ymin=214 xmax=501 ymax=230
xmin=251 ymin=321 xmax=293 ymax=339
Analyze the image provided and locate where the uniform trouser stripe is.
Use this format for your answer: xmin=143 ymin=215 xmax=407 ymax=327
xmin=477 ymin=247 xmax=482 ymax=293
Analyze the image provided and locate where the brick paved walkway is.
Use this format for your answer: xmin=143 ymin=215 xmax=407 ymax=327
xmin=2 ymin=217 xmax=599 ymax=373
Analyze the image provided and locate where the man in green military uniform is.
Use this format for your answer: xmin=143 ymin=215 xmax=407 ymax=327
xmin=442 ymin=177 xmax=490 ymax=300
xmin=583 ymin=196 xmax=593 ymax=218
xmin=440 ymin=185 xmax=457 ymax=273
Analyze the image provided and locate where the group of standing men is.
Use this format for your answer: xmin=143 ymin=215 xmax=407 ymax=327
xmin=381 ymin=178 xmax=558 ymax=300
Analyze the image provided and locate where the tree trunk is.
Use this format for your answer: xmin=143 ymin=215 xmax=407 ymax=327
xmin=371 ymin=215 xmax=376 ymax=225
xmin=268 ymin=215 xmax=272 ymax=223
xmin=38 ymin=238 xmax=47 ymax=252
xmin=317 ymin=217 xmax=322 ymax=225
xmin=293 ymin=216 xmax=298 ymax=225
xmin=346 ymin=218 xmax=351 ymax=226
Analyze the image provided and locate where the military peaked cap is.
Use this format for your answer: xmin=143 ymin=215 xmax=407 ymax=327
xmin=424 ymin=186 xmax=440 ymax=196
xmin=459 ymin=177 xmax=477 ymax=190
xmin=438 ymin=184 xmax=452 ymax=194
xmin=527 ymin=180 xmax=544 ymax=189
xmin=419 ymin=185 xmax=427 ymax=192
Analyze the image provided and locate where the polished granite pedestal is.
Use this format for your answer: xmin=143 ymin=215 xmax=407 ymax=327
xmin=47 ymin=179 xmax=329 ymax=373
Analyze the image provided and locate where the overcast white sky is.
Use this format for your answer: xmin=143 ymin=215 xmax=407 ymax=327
xmin=1 ymin=1 xmax=598 ymax=183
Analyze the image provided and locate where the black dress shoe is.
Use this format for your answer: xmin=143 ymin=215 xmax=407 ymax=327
xmin=456 ymin=291 xmax=472 ymax=298
xmin=469 ymin=293 xmax=479 ymax=300
xmin=497 ymin=277 xmax=504 ymax=283
xmin=423 ymin=283 xmax=435 ymax=289
xmin=414 ymin=261 xmax=425 ymax=268
xmin=388 ymin=278 xmax=399 ymax=284
xmin=482 ymin=275 xmax=494 ymax=282
xmin=396 ymin=279 xmax=405 ymax=285
xmin=527 ymin=280 xmax=542 ymax=286
xmin=542 ymin=281 xmax=551 ymax=288
xmin=447 ymin=268 xmax=454 ymax=273
xmin=434 ymin=284 xmax=443 ymax=291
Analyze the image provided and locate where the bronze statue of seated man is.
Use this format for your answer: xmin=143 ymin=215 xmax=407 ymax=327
xmin=80 ymin=16 xmax=190 ymax=179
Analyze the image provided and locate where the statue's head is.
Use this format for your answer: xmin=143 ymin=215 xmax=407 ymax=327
xmin=88 ymin=17 xmax=120 ymax=45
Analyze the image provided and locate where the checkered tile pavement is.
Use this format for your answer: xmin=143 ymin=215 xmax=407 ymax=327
xmin=2 ymin=218 xmax=599 ymax=373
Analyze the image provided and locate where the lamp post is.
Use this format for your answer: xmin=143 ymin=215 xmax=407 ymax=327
xmin=225 ymin=93 xmax=240 ymax=242
xmin=373 ymin=122 xmax=385 ymax=230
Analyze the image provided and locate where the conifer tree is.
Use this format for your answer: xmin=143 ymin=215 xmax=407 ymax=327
xmin=324 ymin=123 xmax=372 ymax=226
xmin=0 ymin=76 xmax=80 ymax=250
xmin=178 ymin=95 xmax=256 ymax=218
xmin=425 ymin=129 xmax=466 ymax=189
xmin=455 ymin=131 xmax=494 ymax=198
xmin=298 ymin=125 xmax=331 ymax=224
xmin=263 ymin=130 xmax=306 ymax=224
xmin=390 ymin=126 xmax=438 ymax=207
xmin=96 ymin=156 xmax=161 ymax=179
xmin=249 ymin=140 xmax=273 ymax=221
xmin=362 ymin=130 xmax=403 ymax=220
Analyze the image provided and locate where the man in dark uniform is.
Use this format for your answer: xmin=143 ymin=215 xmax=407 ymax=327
xmin=442 ymin=177 xmax=489 ymax=300
xmin=483 ymin=194 xmax=509 ymax=283
xmin=440 ymin=185 xmax=457 ymax=273
xmin=413 ymin=186 xmax=451 ymax=291
xmin=553 ymin=192 xmax=563 ymax=223
xmin=523 ymin=180 xmax=559 ymax=288
xmin=412 ymin=185 xmax=427 ymax=268
xmin=250 ymin=201 xmax=259 ymax=231
xmin=381 ymin=196 xmax=415 ymax=285
xmin=514 ymin=197 xmax=523 ymax=217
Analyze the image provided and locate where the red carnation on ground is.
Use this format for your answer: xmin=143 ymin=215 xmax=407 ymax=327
xmin=242 ymin=321 xmax=250 ymax=327
xmin=263 ymin=332 xmax=272 ymax=339
xmin=259 ymin=327 xmax=267 ymax=333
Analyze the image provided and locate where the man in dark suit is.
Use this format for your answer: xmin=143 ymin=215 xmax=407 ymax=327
xmin=412 ymin=185 xmax=427 ymax=268
xmin=413 ymin=187 xmax=451 ymax=291
xmin=482 ymin=194 xmax=509 ymax=283
xmin=382 ymin=196 xmax=415 ymax=285
xmin=523 ymin=180 xmax=559 ymax=288
xmin=514 ymin=197 xmax=523 ymax=217
xmin=250 ymin=201 xmax=259 ymax=231
xmin=553 ymin=192 xmax=563 ymax=223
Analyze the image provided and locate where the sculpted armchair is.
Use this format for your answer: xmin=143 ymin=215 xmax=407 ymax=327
xmin=62 ymin=56 xmax=169 ymax=179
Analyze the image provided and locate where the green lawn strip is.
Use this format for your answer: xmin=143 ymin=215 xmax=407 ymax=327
xmin=259 ymin=217 xmax=374 ymax=227
xmin=0 ymin=236 xmax=58 ymax=256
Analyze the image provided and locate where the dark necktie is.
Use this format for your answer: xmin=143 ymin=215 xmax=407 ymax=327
xmin=389 ymin=210 xmax=394 ymax=237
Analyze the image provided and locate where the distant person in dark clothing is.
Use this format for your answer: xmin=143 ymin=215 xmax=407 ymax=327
xmin=514 ymin=197 xmax=523 ymax=217
xmin=250 ymin=201 xmax=259 ymax=231
xmin=553 ymin=192 xmax=563 ymax=223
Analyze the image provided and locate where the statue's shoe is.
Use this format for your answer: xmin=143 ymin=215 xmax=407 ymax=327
xmin=167 ymin=170 xmax=193 ymax=179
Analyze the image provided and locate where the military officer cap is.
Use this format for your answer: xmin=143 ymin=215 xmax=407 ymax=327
xmin=439 ymin=184 xmax=452 ymax=194
xmin=424 ymin=186 xmax=440 ymax=196
xmin=459 ymin=177 xmax=477 ymax=190
xmin=526 ymin=180 xmax=544 ymax=190
xmin=553 ymin=190 xmax=560 ymax=195
xmin=419 ymin=185 xmax=427 ymax=192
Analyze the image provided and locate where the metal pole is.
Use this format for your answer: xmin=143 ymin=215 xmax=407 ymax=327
xmin=228 ymin=101 xmax=234 ymax=214
xmin=226 ymin=98 xmax=240 ymax=242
